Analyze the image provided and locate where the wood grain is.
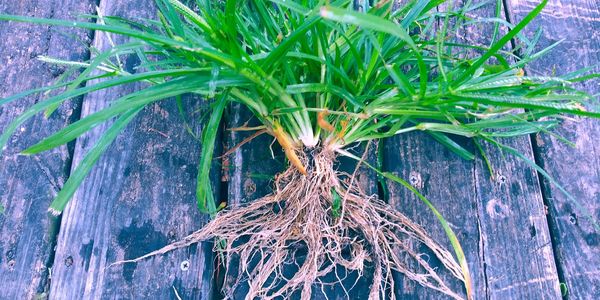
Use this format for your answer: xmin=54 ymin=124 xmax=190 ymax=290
xmin=2 ymin=0 xmax=597 ymax=299
xmin=220 ymin=104 xmax=286 ymax=298
xmin=507 ymin=0 xmax=600 ymax=298
xmin=47 ymin=1 xmax=217 ymax=299
xmin=385 ymin=1 xmax=561 ymax=298
xmin=0 ymin=1 xmax=95 ymax=298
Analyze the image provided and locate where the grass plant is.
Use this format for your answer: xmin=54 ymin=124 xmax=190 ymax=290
xmin=1 ymin=0 xmax=599 ymax=299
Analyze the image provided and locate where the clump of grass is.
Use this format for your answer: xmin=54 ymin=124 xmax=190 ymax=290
xmin=1 ymin=0 xmax=598 ymax=299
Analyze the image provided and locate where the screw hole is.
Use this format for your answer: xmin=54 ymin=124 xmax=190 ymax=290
xmin=7 ymin=259 xmax=16 ymax=269
xmin=568 ymin=213 xmax=578 ymax=225
xmin=497 ymin=175 xmax=507 ymax=184
xmin=180 ymin=260 xmax=190 ymax=271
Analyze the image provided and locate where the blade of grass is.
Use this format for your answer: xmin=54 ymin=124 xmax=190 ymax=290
xmin=453 ymin=0 xmax=548 ymax=86
xmin=196 ymin=92 xmax=228 ymax=215
xmin=320 ymin=5 xmax=429 ymax=98
xmin=22 ymin=74 xmax=246 ymax=154
xmin=0 ymin=68 xmax=218 ymax=154
xmin=48 ymin=107 xmax=142 ymax=214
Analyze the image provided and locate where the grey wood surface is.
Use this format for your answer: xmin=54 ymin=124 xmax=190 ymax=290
xmin=385 ymin=1 xmax=560 ymax=298
xmin=46 ymin=1 xmax=217 ymax=299
xmin=0 ymin=1 xmax=96 ymax=298
xmin=221 ymin=104 xmax=286 ymax=298
xmin=507 ymin=0 xmax=600 ymax=298
xmin=0 ymin=0 xmax=598 ymax=299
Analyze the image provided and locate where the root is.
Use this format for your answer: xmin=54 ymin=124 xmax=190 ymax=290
xmin=112 ymin=149 xmax=465 ymax=300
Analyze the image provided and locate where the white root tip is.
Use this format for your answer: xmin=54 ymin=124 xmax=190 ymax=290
xmin=48 ymin=207 xmax=62 ymax=216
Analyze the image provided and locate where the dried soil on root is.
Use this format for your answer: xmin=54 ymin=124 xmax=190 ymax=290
xmin=116 ymin=149 xmax=465 ymax=299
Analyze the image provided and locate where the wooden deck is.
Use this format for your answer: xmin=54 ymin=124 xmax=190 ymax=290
xmin=0 ymin=0 xmax=598 ymax=299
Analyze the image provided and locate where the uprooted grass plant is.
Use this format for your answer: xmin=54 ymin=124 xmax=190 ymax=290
xmin=1 ymin=0 xmax=599 ymax=299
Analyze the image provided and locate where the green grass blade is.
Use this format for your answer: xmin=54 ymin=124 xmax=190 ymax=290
xmin=261 ymin=16 xmax=321 ymax=70
xmin=320 ymin=5 xmax=428 ymax=98
xmin=22 ymin=74 xmax=245 ymax=154
xmin=48 ymin=107 xmax=142 ymax=214
xmin=453 ymin=0 xmax=548 ymax=86
xmin=428 ymin=131 xmax=475 ymax=160
xmin=196 ymin=92 xmax=228 ymax=215
xmin=0 ymin=14 xmax=187 ymax=47
xmin=166 ymin=0 xmax=211 ymax=32
xmin=0 ymin=69 xmax=212 ymax=154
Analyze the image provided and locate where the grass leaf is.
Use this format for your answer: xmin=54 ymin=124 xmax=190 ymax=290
xmin=49 ymin=107 xmax=142 ymax=214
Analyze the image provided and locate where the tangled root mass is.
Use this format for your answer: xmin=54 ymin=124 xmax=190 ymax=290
xmin=118 ymin=149 xmax=465 ymax=299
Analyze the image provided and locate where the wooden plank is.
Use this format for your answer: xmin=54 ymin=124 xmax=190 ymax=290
xmin=0 ymin=1 xmax=96 ymax=298
xmin=48 ymin=1 xmax=217 ymax=299
xmin=221 ymin=104 xmax=285 ymax=298
xmin=223 ymin=105 xmax=378 ymax=299
xmin=506 ymin=0 xmax=600 ymax=298
xmin=224 ymin=104 xmax=287 ymax=208
xmin=385 ymin=1 xmax=561 ymax=298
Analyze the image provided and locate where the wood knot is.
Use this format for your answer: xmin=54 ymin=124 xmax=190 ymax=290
xmin=64 ymin=256 xmax=73 ymax=267
xmin=243 ymin=178 xmax=257 ymax=196
xmin=485 ymin=198 xmax=510 ymax=219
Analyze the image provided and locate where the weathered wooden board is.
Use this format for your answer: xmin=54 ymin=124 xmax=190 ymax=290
xmin=224 ymin=104 xmax=287 ymax=208
xmin=385 ymin=134 xmax=562 ymax=300
xmin=47 ymin=1 xmax=217 ymax=299
xmin=507 ymin=0 xmax=600 ymax=298
xmin=385 ymin=1 xmax=561 ymax=299
xmin=2 ymin=0 xmax=598 ymax=299
xmin=0 ymin=1 xmax=95 ymax=298
xmin=221 ymin=104 xmax=284 ymax=298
